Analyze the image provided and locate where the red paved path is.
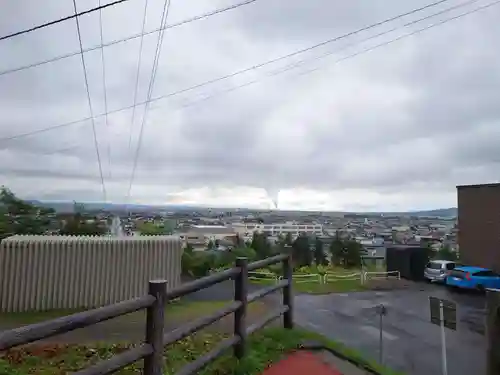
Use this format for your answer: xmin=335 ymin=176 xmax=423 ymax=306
xmin=262 ymin=351 xmax=342 ymax=375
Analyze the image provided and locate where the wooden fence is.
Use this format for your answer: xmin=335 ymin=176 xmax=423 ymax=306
xmin=0 ymin=253 xmax=293 ymax=375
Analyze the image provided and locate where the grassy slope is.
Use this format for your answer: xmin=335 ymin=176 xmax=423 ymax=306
xmin=0 ymin=300 xmax=260 ymax=326
xmin=0 ymin=328 xmax=403 ymax=375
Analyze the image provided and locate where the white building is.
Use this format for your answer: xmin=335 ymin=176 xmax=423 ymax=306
xmin=232 ymin=221 xmax=323 ymax=240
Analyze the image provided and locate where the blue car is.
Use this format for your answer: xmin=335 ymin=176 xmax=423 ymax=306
xmin=446 ymin=266 xmax=500 ymax=291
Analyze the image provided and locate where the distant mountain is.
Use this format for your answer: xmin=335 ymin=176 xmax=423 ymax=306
xmin=25 ymin=200 xmax=458 ymax=217
xmin=405 ymin=207 xmax=457 ymax=217
xmin=26 ymin=200 xmax=199 ymax=213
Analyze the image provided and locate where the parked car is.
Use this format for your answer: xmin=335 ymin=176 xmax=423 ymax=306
xmin=446 ymin=266 xmax=500 ymax=291
xmin=424 ymin=260 xmax=457 ymax=283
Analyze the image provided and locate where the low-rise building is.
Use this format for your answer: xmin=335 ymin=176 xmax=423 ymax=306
xmin=181 ymin=225 xmax=237 ymax=251
xmin=231 ymin=221 xmax=323 ymax=239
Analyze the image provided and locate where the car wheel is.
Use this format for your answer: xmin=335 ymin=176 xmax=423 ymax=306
xmin=476 ymin=284 xmax=485 ymax=293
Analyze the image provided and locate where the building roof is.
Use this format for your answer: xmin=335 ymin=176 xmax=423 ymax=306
xmin=456 ymin=182 xmax=500 ymax=190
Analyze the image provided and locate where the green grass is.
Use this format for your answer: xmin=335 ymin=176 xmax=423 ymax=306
xmin=250 ymin=272 xmax=366 ymax=294
xmin=293 ymin=279 xmax=366 ymax=294
xmin=0 ymin=301 xmax=261 ymax=326
xmin=0 ymin=327 xmax=403 ymax=375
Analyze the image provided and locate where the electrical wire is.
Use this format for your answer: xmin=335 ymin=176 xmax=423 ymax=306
xmin=128 ymin=0 xmax=150 ymax=151
xmin=72 ymin=0 xmax=107 ymax=202
xmin=0 ymin=0 xmax=493 ymax=143
xmin=0 ymin=0 xmax=133 ymax=42
xmin=176 ymin=0 xmax=500 ymax=111
xmin=0 ymin=0 xmax=259 ymax=77
xmin=98 ymin=0 xmax=112 ymax=179
xmin=126 ymin=0 xmax=171 ymax=203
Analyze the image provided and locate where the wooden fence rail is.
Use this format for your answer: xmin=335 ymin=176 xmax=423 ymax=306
xmin=0 ymin=253 xmax=293 ymax=375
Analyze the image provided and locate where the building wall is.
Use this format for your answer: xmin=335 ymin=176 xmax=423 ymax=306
xmin=457 ymin=183 xmax=500 ymax=271
xmin=232 ymin=222 xmax=323 ymax=237
xmin=0 ymin=235 xmax=183 ymax=312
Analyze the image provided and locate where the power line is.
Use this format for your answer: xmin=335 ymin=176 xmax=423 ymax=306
xmin=72 ymin=0 xmax=107 ymax=202
xmin=0 ymin=0 xmax=259 ymax=77
xmin=0 ymin=0 xmax=488 ymax=143
xmin=128 ymin=0 xmax=150 ymax=151
xmin=4 ymin=0 xmax=494 ymax=182
xmin=126 ymin=0 xmax=171 ymax=203
xmin=98 ymin=0 xmax=112 ymax=179
xmin=0 ymin=0 xmax=133 ymax=42
xmin=176 ymin=0 xmax=500 ymax=111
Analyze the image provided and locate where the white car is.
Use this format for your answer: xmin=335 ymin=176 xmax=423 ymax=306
xmin=424 ymin=260 xmax=457 ymax=283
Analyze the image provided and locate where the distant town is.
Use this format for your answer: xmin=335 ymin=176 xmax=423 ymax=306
xmin=21 ymin=198 xmax=458 ymax=258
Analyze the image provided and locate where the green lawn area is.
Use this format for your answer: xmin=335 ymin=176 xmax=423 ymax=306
xmin=0 ymin=300 xmax=258 ymax=326
xmin=0 ymin=327 xmax=402 ymax=375
xmin=293 ymin=279 xmax=366 ymax=294
xmin=250 ymin=269 xmax=366 ymax=294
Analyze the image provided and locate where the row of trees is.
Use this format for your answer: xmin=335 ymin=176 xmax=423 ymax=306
xmin=182 ymin=231 xmax=364 ymax=277
xmin=0 ymin=186 xmax=106 ymax=239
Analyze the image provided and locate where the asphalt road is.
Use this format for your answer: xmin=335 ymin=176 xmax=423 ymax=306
xmin=294 ymin=283 xmax=486 ymax=375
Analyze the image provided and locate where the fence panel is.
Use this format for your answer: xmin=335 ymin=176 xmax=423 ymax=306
xmin=0 ymin=235 xmax=183 ymax=312
xmin=364 ymin=270 xmax=401 ymax=282
xmin=292 ymin=273 xmax=322 ymax=284
xmin=324 ymin=271 xmax=362 ymax=284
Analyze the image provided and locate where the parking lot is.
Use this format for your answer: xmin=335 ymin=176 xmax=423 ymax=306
xmin=294 ymin=283 xmax=487 ymax=375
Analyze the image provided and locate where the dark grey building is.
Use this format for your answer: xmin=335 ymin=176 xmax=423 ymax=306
xmin=457 ymin=183 xmax=500 ymax=271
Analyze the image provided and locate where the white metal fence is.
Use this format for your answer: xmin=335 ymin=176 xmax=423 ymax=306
xmin=324 ymin=271 xmax=362 ymax=283
xmin=245 ymin=269 xmax=401 ymax=286
xmin=364 ymin=270 xmax=401 ymax=282
xmin=0 ymin=235 xmax=183 ymax=312
xmin=248 ymin=271 xmax=281 ymax=284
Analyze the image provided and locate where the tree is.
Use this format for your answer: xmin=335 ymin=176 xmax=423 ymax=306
xmin=423 ymin=241 xmax=436 ymax=263
xmin=344 ymin=239 xmax=362 ymax=268
xmin=328 ymin=234 xmax=362 ymax=268
xmin=313 ymin=238 xmax=327 ymax=266
xmin=250 ymin=232 xmax=272 ymax=259
xmin=292 ymin=233 xmax=312 ymax=267
xmin=137 ymin=222 xmax=165 ymax=235
xmin=0 ymin=186 xmax=54 ymax=239
xmin=284 ymin=232 xmax=293 ymax=246
xmin=436 ymin=245 xmax=457 ymax=261
xmin=329 ymin=233 xmax=344 ymax=266
xmin=207 ymin=239 xmax=215 ymax=250
xmin=60 ymin=215 xmax=106 ymax=235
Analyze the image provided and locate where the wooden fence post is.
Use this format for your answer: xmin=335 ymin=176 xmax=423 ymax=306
xmin=486 ymin=289 xmax=500 ymax=375
xmin=283 ymin=254 xmax=294 ymax=329
xmin=144 ymin=280 xmax=167 ymax=375
xmin=234 ymin=257 xmax=248 ymax=359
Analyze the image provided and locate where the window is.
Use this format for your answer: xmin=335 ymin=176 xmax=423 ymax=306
xmin=445 ymin=263 xmax=456 ymax=271
xmin=449 ymin=270 xmax=466 ymax=279
xmin=473 ymin=270 xmax=500 ymax=277
xmin=427 ymin=262 xmax=443 ymax=270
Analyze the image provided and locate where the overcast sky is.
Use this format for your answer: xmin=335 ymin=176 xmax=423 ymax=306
xmin=0 ymin=0 xmax=499 ymax=211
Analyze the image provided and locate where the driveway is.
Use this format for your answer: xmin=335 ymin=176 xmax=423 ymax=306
xmin=294 ymin=283 xmax=486 ymax=375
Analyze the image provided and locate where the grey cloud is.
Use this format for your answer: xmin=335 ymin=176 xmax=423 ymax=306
xmin=1 ymin=0 xmax=500 ymax=207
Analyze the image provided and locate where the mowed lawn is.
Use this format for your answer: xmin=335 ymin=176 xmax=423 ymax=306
xmin=249 ymin=267 xmax=367 ymax=294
